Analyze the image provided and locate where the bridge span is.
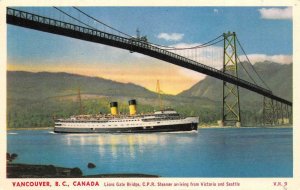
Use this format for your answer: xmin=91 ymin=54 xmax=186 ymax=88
xmin=6 ymin=8 xmax=292 ymax=108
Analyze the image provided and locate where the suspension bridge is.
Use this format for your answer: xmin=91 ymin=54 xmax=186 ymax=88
xmin=6 ymin=7 xmax=292 ymax=126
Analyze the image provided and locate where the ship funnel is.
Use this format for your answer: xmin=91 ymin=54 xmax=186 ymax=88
xmin=110 ymin=102 xmax=118 ymax=116
xmin=128 ymin=99 xmax=137 ymax=115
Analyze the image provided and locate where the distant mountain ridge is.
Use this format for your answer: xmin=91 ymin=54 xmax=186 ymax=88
xmin=8 ymin=61 xmax=292 ymax=102
xmin=7 ymin=71 xmax=157 ymax=100
xmin=179 ymin=61 xmax=292 ymax=103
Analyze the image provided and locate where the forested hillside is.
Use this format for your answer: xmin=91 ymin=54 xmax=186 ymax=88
xmin=7 ymin=61 xmax=292 ymax=128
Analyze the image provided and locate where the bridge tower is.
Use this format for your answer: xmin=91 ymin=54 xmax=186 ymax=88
xmin=221 ymin=32 xmax=241 ymax=127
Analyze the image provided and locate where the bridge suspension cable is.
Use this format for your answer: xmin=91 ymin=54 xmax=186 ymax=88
xmin=53 ymin=6 xmax=225 ymax=69
xmin=153 ymin=35 xmax=223 ymax=50
xmin=236 ymin=56 xmax=258 ymax=85
xmin=56 ymin=6 xmax=224 ymax=53
xmin=72 ymin=7 xmax=134 ymax=38
xmin=53 ymin=7 xmax=98 ymax=30
xmin=67 ymin=7 xmax=224 ymax=51
xmin=236 ymin=37 xmax=271 ymax=91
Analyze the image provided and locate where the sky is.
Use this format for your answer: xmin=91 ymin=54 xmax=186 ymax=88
xmin=7 ymin=7 xmax=293 ymax=95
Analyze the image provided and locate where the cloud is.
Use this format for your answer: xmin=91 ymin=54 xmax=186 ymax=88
xmin=168 ymin=43 xmax=200 ymax=48
xmin=258 ymin=7 xmax=292 ymax=20
xmin=157 ymin=33 xmax=184 ymax=41
xmin=239 ymin=54 xmax=292 ymax=64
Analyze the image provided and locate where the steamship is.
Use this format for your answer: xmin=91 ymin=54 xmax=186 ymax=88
xmin=54 ymin=99 xmax=199 ymax=133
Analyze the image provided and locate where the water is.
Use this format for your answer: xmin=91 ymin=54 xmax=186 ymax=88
xmin=7 ymin=128 xmax=292 ymax=177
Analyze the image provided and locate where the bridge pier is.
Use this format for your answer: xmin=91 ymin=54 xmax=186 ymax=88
xmin=263 ymin=96 xmax=292 ymax=126
xmin=218 ymin=120 xmax=241 ymax=128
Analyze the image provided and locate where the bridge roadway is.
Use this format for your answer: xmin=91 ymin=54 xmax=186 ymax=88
xmin=6 ymin=8 xmax=292 ymax=106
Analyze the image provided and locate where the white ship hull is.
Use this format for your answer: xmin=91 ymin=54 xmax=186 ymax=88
xmin=54 ymin=116 xmax=199 ymax=133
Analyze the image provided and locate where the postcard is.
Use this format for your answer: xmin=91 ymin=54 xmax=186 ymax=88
xmin=0 ymin=0 xmax=299 ymax=190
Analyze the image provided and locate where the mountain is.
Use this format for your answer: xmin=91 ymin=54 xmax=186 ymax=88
xmin=7 ymin=71 xmax=157 ymax=101
xmin=7 ymin=71 xmax=218 ymax=128
xmin=7 ymin=71 xmax=158 ymax=128
xmin=179 ymin=61 xmax=292 ymax=103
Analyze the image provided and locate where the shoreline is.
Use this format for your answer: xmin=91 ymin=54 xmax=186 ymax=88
xmin=7 ymin=127 xmax=53 ymax=131
xmin=7 ymin=125 xmax=293 ymax=131
xmin=199 ymin=125 xmax=293 ymax=129
xmin=7 ymin=163 xmax=159 ymax=178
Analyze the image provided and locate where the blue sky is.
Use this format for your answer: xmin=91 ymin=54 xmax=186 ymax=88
xmin=7 ymin=7 xmax=293 ymax=94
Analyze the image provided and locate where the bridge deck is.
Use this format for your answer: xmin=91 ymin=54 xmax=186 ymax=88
xmin=6 ymin=8 xmax=292 ymax=106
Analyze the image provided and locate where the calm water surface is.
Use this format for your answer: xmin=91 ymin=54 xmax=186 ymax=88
xmin=7 ymin=128 xmax=292 ymax=177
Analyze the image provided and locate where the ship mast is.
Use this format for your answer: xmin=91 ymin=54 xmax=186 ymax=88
xmin=156 ymin=80 xmax=164 ymax=110
xmin=77 ymin=87 xmax=83 ymax=115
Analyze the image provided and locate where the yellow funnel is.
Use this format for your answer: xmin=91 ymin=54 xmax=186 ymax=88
xmin=128 ymin=99 xmax=137 ymax=115
xmin=110 ymin=102 xmax=118 ymax=115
